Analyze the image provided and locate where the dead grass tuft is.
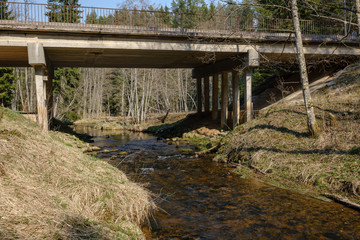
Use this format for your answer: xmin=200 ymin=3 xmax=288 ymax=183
xmin=0 ymin=108 xmax=155 ymax=239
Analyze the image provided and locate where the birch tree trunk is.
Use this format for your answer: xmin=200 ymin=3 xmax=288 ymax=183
xmin=291 ymin=0 xmax=319 ymax=136
xmin=356 ymin=0 xmax=360 ymax=35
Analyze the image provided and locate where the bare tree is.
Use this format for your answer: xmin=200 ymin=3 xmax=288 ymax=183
xmin=291 ymin=0 xmax=319 ymax=136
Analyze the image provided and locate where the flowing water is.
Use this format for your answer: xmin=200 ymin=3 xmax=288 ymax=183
xmin=74 ymin=126 xmax=360 ymax=240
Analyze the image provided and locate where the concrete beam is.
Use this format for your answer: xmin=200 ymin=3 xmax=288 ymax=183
xmin=192 ymin=57 xmax=245 ymax=79
xmin=247 ymin=49 xmax=260 ymax=67
xmin=27 ymin=43 xmax=46 ymax=66
xmin=221 ymin=72 xmax=229 ymax=129
xmin=212 ymin=73 xmax=219 ymax=120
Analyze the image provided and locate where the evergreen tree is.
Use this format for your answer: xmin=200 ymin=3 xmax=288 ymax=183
xmin=53 ymin=67 xmax=81 ymax=121
xmin=0 ymin=1 xmax=15 ymax=108
xmin=46 ymin=0 xmax=81 ymax=23
xmin=0 ymin=0 xmax=14 ymax=20
xmin=171 ymin=0 xmax=208 ymax=28
xmin=0 ymin=68 xmax=15 ymax=108
xmin=45 ymin=0 xmax=82 ymax=120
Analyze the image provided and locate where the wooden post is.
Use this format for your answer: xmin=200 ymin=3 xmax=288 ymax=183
xmin=35 ymin=66 xmax=48 ymax=131
xmin=232 ymin=70 xmax=240 ymax=129
xmin=212 ymin=73 xmax=219 ymax=120
xmin=196 ymin=77 xmax=202 ymax=113
xmin=245 ymin=68 xmax=252 ymax=122
xmin=221 ymin=72 xmax=228 ymax=129
xmin=204 ymin=76 xmax=210 ymax=113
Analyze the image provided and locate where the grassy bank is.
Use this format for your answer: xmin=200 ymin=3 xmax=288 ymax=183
xmin=218 ymin=63 xmax=360 ymax=203
xmin=75 ymin=112 xmax=189 ymax=132
xmin=0 ymin=108 xmax=155 ymax=239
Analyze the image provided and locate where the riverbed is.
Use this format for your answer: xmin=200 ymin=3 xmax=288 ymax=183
xmin=74 ymin=126 xmax=360 ymax=239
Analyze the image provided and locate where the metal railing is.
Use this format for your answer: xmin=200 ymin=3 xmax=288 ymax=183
xmin=0 ymin=1 xmax=356 ymax=37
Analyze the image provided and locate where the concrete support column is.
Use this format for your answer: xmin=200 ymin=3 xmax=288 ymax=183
xmin=212 ymin=73 xmax=219 ymax=120
xmin=232 ymin=70 xmax=240 ymax=129
xmin=245 ymin=69 xmax=253 ymax=122
xmin=28 ymin=43 xmax=49 ymax=131
xmin=244 ymin=48 xmax=259 ymax=122
xmin=196 ymin=77 xmax=202 ymax=114
xmin=34 ymin=66 xmax=48 ymax=131
xmin=204 ymin=76 xmax=210 ymax=113
xmin=221 ymin=72 xmax=228 ymax=129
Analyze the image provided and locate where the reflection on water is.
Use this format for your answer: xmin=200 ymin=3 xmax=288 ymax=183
xmin=76 ymin=127 xmax=360 ymax=240
xmin=73 ymin=125 xmax=153 ymax=147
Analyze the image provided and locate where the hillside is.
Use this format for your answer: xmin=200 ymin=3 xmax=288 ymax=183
xmin=0 ymin=108 xmax=155 ymax=239
xmin=218 ymin=62 xmax=360 ymax=203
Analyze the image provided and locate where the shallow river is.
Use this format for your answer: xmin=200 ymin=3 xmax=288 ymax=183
xmin=74 ymin=126 xmax=360 ymax=240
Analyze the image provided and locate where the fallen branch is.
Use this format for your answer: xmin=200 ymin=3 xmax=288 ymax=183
xmin=248 ymin=164 xmax=266 ymax=175
xmin=323 ymin=193 xmax=360 ymax=211
xmin=195 ymin=143 xmax=224 ymax=156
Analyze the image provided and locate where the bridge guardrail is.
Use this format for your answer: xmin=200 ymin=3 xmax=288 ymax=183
xmin=0 ymin=1 xmax=357 ymax=37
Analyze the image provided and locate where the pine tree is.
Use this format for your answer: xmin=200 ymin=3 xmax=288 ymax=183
xmin=46 ymin=0 xmax=81 ymax=23
xmin=0 ymin=1 xmax=15 ymax=108
xmin=0 ymin=0 xmax=14 ymax=20
xmin=171 ymin=0 xmax=208 ymax=28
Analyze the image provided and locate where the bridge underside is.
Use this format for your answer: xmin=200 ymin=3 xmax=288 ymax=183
xmin=0 ymin=28 xmax=359 ymax=130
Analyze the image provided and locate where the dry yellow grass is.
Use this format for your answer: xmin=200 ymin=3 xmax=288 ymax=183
xmin=0 ymin=108 xmax=155 ymax=239
xmin=220 ymin=62 xmax=360 ymax=202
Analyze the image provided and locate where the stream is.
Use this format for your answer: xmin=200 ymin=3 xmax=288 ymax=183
xmin=74 ymin=126 xmax=360 ymax=240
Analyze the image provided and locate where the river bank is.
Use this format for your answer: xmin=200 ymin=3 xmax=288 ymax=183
xmin=146 ymin=63 xmax=360 ymax=206
xmin=74 ymin=125 xmax=360 ymax=239
xmin=69 ymin=62 xmax=360 ymax=207
xmin=0 ymin=108 xmax=155 ymax=239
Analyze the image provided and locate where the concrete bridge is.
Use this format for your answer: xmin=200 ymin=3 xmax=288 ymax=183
xmin=1 ymin=2 xmax=359 ymax=130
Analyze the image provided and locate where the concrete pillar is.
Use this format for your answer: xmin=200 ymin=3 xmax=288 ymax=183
xmin=232 ymin=70 xmax=240 ymax=129
xmin=245 ymin=68 xmax=253 ymax=122
xmin=244 ymin=48 xmax=259 ymax=122
xmin=196 ymin=77 xmax=202 ymax=113
xmin=28 ymin=43 xmax=49 ymax=131
xmin=204 ymin=76 xmax=210 ymax=113
xmin=221 ymin=72 xmax=228 ymax=129
xmin=212 ymin=73 xmax=219 ymax=120
xmin=34 ymin=66 xmax=48 ymax=131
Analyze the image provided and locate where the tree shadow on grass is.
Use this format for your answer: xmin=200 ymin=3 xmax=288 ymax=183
xmin=61 ymin=216 xmax=106 ymax=239
xmin=51 ymin=118 xmax=93 ymax=143
xmin=248 ymin=124 xmax=309 ymax=138
xmin=241 ymin=146 xmax=359 ymax=156
xmin=145 ymin=112 xmax=221 ymax=138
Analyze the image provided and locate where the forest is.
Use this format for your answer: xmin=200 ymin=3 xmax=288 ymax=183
xmin=0 ymin=0 xmax=358 ymax=122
